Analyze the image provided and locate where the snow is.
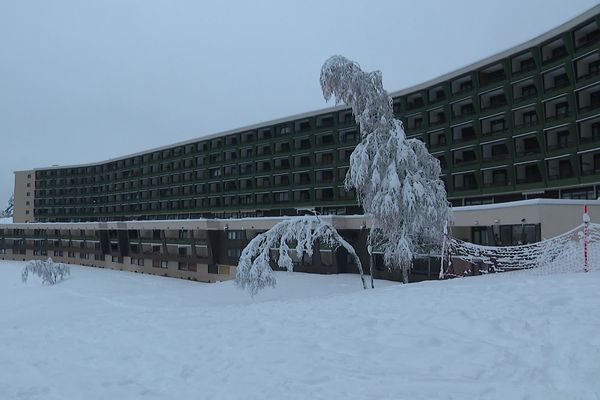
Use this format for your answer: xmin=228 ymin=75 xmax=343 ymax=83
xmin=1 ymin=261 xmax=600 ymax=399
